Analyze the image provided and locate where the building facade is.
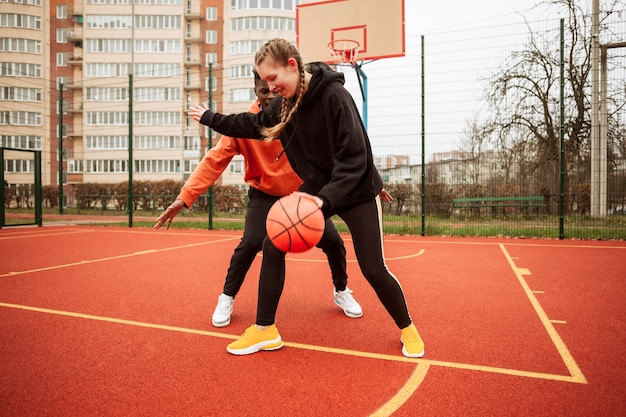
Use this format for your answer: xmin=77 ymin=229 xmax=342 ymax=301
xmin=1 ymin=0 xmax=50 ymax=188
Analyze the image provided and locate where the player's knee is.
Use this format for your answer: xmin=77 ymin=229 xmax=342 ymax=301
xmin=241 ymin=235 xmax=264 ymax=252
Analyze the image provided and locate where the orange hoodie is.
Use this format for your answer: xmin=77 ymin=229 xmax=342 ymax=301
xmin=177 ymin=100 xmax=303 ymax=208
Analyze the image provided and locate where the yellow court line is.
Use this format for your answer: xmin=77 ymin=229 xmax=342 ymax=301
xmin=499 ymin=244 xmax=587 ymax=384
xmin=0 ymin=228 xmax=95 ymax=240
xmin=370 ymin=363 xmax=430 ymax=417
xmin=0 ymin=237 xmax=239 ymax=278
xmin=0 ymin=302 xmax=586 ymax=385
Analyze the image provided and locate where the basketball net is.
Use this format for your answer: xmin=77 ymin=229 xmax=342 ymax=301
xmin=328 ymin=39 xmax=360 ymax=68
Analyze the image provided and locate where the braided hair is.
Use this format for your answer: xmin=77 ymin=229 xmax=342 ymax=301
xmin=254 ymin=38 xmax=306 ymax=141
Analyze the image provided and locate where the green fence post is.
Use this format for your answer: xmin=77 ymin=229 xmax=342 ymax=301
xmin=558 ymin=18 xmax=566 ymax=240
xmin=35 ymin=150 xmax=42 ymax=226
xmin=0 ymin=148 xmax=5 ymax=228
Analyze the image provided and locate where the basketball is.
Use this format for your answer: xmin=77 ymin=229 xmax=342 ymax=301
xmin=266 ymin=194 xmax=325 ymax=253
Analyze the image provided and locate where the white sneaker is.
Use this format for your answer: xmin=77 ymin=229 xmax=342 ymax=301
xmin=334 ymin=288 xmax=363 ymax=318
xmin=212 ymin=294 xmax=234 ymax=327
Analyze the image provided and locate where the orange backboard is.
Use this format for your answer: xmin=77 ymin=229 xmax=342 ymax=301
xmin=296 ymin=0 xmax=405 ymax=64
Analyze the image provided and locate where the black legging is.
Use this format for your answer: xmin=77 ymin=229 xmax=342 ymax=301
xmin=256 ymin=196 xmax=412 ymax=329
xmin=222 ymin=187 xmax=348 ymax=298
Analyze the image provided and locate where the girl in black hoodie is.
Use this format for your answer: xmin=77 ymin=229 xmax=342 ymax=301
xmin=189 ymin=38 xmax=424 ymax=358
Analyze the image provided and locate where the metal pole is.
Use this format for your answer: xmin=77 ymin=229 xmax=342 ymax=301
xmin=35 ymin=150 xmax=42 ymax=226
xmin=590 ymin=0 xmax=600 ymax=216
xmin=559 ymin=19 xmax=565 ymax=239
xmin=128 ymin=74 xmax=133 ymax=227
xmin=0 ymin=148 xmax=5 ymax=228
xmin=208 ymin=63 xmax=214 ymax=230
xmin=599 ymin=45 xmax=608 ymax=216
xmin=58 ymin=83 xmax=63 ymax=214
xmin=420 ymin=35 xmax=425 ymax=236
xmin=357 ymin=65 xmax=368 ymax=129
xmin=128 ymin=1 xmax=134 ymax=227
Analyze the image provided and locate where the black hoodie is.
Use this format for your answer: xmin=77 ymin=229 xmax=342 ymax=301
xmin=200 ymin=62 xmax=383 ymax=217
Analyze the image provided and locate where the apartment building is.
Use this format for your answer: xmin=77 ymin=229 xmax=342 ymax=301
xmin=1 ymin=0 xmax=299 ymax=202
xmin=0 ymin=0 xmax=50 ymax=188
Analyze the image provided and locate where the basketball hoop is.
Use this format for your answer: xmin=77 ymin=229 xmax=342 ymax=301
xmin=328 ymin=39 xmax=360 ymax=67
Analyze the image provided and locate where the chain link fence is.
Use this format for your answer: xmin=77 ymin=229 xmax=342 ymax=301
xmin=340 ymin=8 xmax=625 ymax=239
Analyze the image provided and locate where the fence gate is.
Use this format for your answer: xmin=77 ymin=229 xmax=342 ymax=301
xmin=1 ymin=148 xmax=42 ymax=228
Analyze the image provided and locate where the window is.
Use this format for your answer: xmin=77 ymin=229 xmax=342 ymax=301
xmin=229 ymin=159 xmax=244 ymax=174
xmin=67 ymin=160 xmax=83 ymax=173
xmin=85 ymin=63 xmax=131 ymax=77
xmin=56 ymin=52 xmax=68 ymax=66
xmin=205 ymin=76 xmax=217 ymax=91
xmin=183 ymin=159 xmax=199 ymax=174
xmin=205 ymin=53 xmax=217 ymax=66
xmin=56 ymin=28 xmax=67 ymax=43
xmin=134 ymin=63 xmax=180 ymax=77
xmin=134 ymin=87 xmax=180 ymax=101
xmin=10 ymin=111 xmax=42 ymax=126
xmin=205 ymin=30 xmax=217 ymax=44
xmin=57 ymin=5 xmax=67 ymax=19
xmin=134 ymin=15 xmax=181 ymax=29
xmin=0 ymin=38 xmax=41 ymax=54
xmin=85 ymin=15 xmax=132 ymax=29
xmin=206 ymin=6 xmax=217 ymax=21
xmin=134 ymin=39 xmax=181 ymax=53
xmin=183 ymin=135 xmax=200 ymax=151
xmin=0 ymin=13 xmax=41 ymax=29
xmin=56 ymin=77 xmax=69 ymax=90
xmin=0 ymin=62 xmax=41 ymax=77
xmin=230 ymin=88 xmax=255 ymax=102
xmin=87 ymin=39 xmax=129 ymax=53
xmin=1 ymin=135 xmax=41 ymax=150
xmin=86 ymin=112 xmax=128 ymax=125
xmin=134 ymin=111 xmax=181 ymax=125
xmin=0 ymin=87 xmax=41 ymax=102
xmin=86 ymin=87 xmax=128 ymax=101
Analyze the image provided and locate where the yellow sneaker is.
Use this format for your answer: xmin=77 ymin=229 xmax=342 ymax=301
xmin=401 ymin=323 xmax=425 ymax=358
xmin=227 ymin=324 xmax=283 ymax=355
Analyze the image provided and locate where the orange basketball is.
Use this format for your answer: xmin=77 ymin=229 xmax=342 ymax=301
xmin=266 ymin=194 xmax=325 ymax=253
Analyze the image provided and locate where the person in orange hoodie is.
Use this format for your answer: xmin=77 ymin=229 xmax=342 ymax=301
xmin=154 ymin=71 xmax=364 ymax=327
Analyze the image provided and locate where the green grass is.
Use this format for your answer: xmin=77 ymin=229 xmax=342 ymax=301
xmin=4 ymin=208 xmax=625 ymax=240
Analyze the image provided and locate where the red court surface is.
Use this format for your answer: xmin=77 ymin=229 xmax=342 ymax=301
xmin=1 ymin=226 xmax=625 ymax=416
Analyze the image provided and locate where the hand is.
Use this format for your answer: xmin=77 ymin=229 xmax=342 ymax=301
xmin=380 ymin=188 xmax=394 ymax=203
xmin=188 ymin=102 xmax=209 ymax=122
xmin=291 ymin=191 xmax=323 ymax=209
xmin=154 ymin=199 xmax=185 ymax=230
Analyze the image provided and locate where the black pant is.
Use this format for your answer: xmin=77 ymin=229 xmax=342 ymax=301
xmin=256 ymin=197 xmax=412 ymax=329
xmin=222 ymin=187 xmax=348 ymax=297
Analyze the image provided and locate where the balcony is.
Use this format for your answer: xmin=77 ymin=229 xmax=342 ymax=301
xmin=184 ymin=34 xmax=202 ymax=43
xmin=67 ymin=30 xmax=82 ymax=41
xmin=66 ymin=126 xmax=82 ymax=138
xmin=67 ymin=103 xmax=83 ymax=114
xmin=68 ymin=7 xmax=84 ymax=24
xmin=68 ymin=56 xmax=83 ymax=66
xmin=184 ymin=12 xmax=202 ymax=20
xmin=184 ymin=58 xmax=201 ymax=67
xmin=183 ymin=82 xmax=202 ymax=91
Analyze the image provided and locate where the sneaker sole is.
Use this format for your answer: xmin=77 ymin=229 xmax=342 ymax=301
xmin=226 ymin=337 xmax=283 ymax=355
xmin=402 ymin=346 xmax=425 ymax=358
xmin=334 ymin=300 xmax=363 ymax=318
xmin=212 ymin=317 xmax=231 ymax=327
